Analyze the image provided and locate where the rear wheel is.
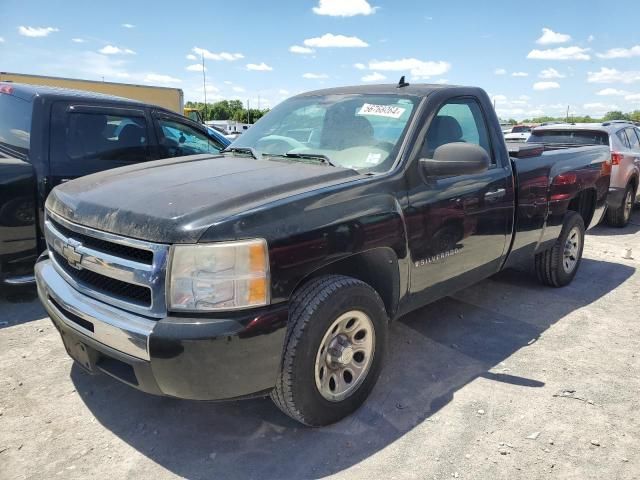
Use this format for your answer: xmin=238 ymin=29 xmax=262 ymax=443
xmin=607 ymin=184 xmax=635 ymax=228
xmin=535 ymin=212 xmax=585 ymax=287
xmin=271 ymin=275 xmax=388 ymax=426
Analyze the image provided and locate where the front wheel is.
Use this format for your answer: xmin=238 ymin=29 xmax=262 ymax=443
xmin=535 ymin=211 xmax=585 ymax=287
xmin=271 ymin=275 xmax=388 ymax=426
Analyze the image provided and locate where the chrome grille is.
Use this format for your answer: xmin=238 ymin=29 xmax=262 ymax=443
xmin=44 ymin=210 xmax=169 ymax=318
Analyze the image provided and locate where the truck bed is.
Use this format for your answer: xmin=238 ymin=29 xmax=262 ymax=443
xmin=505 ymin=143 xmax=611 ymax=267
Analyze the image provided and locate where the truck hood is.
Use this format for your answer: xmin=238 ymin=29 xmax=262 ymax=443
xmin=46 ymin=154 xmax=360 ymax=243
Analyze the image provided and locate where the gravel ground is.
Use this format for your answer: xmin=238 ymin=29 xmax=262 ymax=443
xmin=1 ymin=212 xmax=639 ymax=480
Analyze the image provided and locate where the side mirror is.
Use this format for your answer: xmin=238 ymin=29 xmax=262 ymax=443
xmin=420 ymin=142 xmax=491 ymax=177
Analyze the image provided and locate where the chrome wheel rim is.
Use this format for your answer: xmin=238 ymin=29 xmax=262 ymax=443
xmin=562 ymin=226 xmax=581 ymax=274
xmin=314 ymin=310 xmax=375 ymax=402
xmin=624 ymin=190 xmax=633 ymax=221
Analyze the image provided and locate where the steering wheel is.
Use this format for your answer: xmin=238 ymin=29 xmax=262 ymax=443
xmin=257 ymin=135 xmax=307 ymax=152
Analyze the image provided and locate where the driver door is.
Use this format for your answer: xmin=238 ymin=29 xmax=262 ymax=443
xmin=405 ymin=96 xmax=513 ymax=303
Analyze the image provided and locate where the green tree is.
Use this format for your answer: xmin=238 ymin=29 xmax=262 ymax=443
xmin=603 ymin=111 xmax=629 ymax=121
xmin=628 ymin=111 xmax=640 ymax=123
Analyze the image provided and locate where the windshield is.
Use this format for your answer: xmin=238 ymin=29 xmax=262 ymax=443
xmin=528 ymin=129 xmax=609 ymax=146
xmin=230 ymin=94 xmax=419 ymax=173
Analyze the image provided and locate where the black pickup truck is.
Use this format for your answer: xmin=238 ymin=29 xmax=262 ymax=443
xmin=0 ymin=82 xmax=228 ymax=287
xmin=35 ymin=82 xmax=611 ymax=426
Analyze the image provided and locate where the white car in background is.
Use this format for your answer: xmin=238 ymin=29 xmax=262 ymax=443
xmin=504 ymin=125 xmax=532 ymax=142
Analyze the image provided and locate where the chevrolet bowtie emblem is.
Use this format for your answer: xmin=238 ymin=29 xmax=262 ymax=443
xmin=61 ymin=238 xmax=83 ymax=269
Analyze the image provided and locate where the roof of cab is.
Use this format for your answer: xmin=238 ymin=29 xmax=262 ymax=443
xmin=533 ymin=121 xmax=638 ymax=133
xmin=0 ymin=81 xmax=149 ymax=107
xmin=294 ymin=83 xmax=467 ymax=98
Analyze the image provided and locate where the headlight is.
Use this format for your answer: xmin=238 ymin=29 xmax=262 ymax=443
xmin=168 ymin=239 xmax=269 ymax=311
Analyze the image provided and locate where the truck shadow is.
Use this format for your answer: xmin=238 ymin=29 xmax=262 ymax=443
xmin=70 ymin=257 xmax=634 ymax=480
xmin=587 ymin=210 xmax=640 ymax=237
xmin=0 ymin=286 xmax=45 ymax=328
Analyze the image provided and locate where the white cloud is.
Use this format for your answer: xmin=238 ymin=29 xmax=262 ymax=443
xmin=588 ymin=35 xmax=595 ymax=43
xmin=494 ymin=68 xmax=507 ymax=75
xmin=597 ymin=45 xmax=640 ymax=59
xmin=512 ymin=72 xmax=529 ymax=77
xmin=279 ymin=89 xmax=290 ymax=95
xmin=368 ymin=58 xmax=451 ymax=79
xmin=533 ymin=81 xmax=560 ymax=91
xmin=246 ymin=62 xmax=273 ymax=71
xmin=536 ymin=28 xmax=571 ymax=45
xmin=0 ymin=37 xmax=4 ymax=43
xmin=626 ymin=94 xmax=640 ymax=102
xmin=434 ymin=78 xmax=448 ymax=84
xmin=303 ymin=73 xmax=329 ymax=79
xmin=71 ymin=38 xmax=85 ymax=43
xmin=289 ymin=45 xmax=314 ymax=54
xmin=143 ymin=73 xmax=181 ymax=85
xmin=99 ymin=45 xmax=135 ymax=55
xmin=232 ymin=86 xmax=246 ymax=92
xmin=539 ymin=68 xmax=565 ymax=79
xmin=312 ymin=0 xmax=377 ymax=17
xmin=354 ymin=63 xmax=367 ymax=70
xmin=68 ymin=51 xmax=131 ymax=80
xmin=304 ymin=33 xmax=369 ymax=48
xmin=18 ymin=26 xmax=59 ymax=37
xmin=192 ymin=47 xmax=244 ymax=61
xmin=186 ymin=63 xmax=206 ymax=72
xmin=587 ymin=67 xmax=640 ymax=84
xmin=596 ymin=88 xmax=630 ymax=96
xmin=527 ymin=46 xmax=590 ymax=61
xmin=186 ymin=54 xmax=197 ymax=61
xmin=121 ymin=23 xmax=135 ymax=29
xmin=583 ymin=102 xmax=620 ymax=114
xmin=361 ymin=72 xmax=386 ymax=82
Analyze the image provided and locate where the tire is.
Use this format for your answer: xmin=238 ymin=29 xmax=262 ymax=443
xmin=535 ymin=211 xmax=585 ymax=287
xmin=271 ymin=275 xmax=388 ymax=426
xmin=606 ymin=183 xmax=636 ymax=228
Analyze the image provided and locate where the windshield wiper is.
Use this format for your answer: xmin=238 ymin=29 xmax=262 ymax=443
xmin=220 ymin=147 xmax=260 ymax=159
xmin=281 ymin=152 xmax=337 ymax=167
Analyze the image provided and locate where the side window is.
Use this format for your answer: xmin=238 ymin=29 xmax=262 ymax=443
xmin=65 ymin=112 xmax=149 ymax=162
xmin=616 ymin=129 xmax=631 ymax=149
xmin=422 ymin=98 xmax=495 ymax=165
xmin=625 ymin=128 xmax=640 ymax=150
xmin=0 ymin=94 xmax=32 ymax=159
xmin=156 ymin=118 xmax=223 ymax=158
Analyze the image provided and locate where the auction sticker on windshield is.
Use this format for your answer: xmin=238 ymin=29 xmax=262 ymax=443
xmin=358 ymin=103 xmax=406 ymax=119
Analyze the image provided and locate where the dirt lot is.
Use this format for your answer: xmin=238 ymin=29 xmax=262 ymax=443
xmin=1 ymin=212 xmax=639 ymax=480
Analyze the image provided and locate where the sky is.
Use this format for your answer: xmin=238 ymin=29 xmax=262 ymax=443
xmin=1 ymin=0 xmax=640 ymax=120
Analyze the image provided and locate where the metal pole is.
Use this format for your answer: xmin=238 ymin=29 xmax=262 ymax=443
xmin=566 ymin=105 xmax=570 ymax=123
xmin=202 ymin=54 xmax=207 ymax=121
xmin=247 ymin=99 xmax=250 ymax=124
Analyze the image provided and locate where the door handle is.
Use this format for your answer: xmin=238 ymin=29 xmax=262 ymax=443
xmin=484 ymin=188 xmax=506 ymax=200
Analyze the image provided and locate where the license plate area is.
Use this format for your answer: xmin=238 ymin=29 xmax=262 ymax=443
xmin=62 ymin=336 xmax=98 ymax=373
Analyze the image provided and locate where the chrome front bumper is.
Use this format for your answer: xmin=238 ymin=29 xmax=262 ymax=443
xmin=35 ymin=258 xmax=155 ymax=360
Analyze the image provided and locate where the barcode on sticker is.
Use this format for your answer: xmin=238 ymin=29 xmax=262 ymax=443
xmin=358 ymin=103 xmax=406 ymax=119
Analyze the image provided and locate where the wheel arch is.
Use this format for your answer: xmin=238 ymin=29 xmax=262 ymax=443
xmin=291 ymin=247 xmax=401 ymax=320
xmin=567 ymin=187 xmax=597 ymax=229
